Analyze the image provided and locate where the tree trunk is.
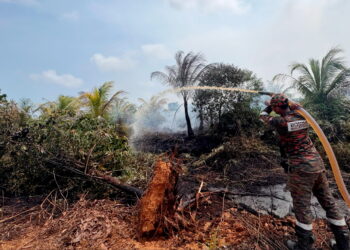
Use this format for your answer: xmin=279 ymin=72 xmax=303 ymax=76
xmin=138 ymin=159 xmax=179 ymax=237
xmin=198 ymin=108 xmax=204 ymax=132
xmin=218 ymin=104 xmax=222 ymax=127
xmin=183 ymin=96 xmax=194 ymax=138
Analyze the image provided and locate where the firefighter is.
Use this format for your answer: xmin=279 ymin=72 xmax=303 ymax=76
xmin=260 ymin=94 xmax=350 ymax=250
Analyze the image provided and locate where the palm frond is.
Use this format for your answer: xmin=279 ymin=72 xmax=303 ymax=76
xmin=321 ymin=47 xmax=346 ymax=92
xmin=326 ymin=69 xmax=350 ymax=96
xmin=151 ymin=71 xmax=170 ymax=85
xmin=309 ymin=59 xmax=321 ymax=91
xmin=99 ymin=81 xmax=114 ymax=103
xmin=102 ymin=90 xmax=126 ymax=114
xmin=290 ymin=63 xmax=315 ymax=86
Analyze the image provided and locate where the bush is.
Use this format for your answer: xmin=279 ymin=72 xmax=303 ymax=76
xmin=0 ymin=105 xmax=138 ymax=198
xmin=332 ymin=142 xmax=350 ymax=172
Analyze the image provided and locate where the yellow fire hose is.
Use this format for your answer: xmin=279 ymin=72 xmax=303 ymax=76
xmin=259 ymin=91 xmax=350 ymax=207
xmin=295 ymin=107 xmax=350 ymax=207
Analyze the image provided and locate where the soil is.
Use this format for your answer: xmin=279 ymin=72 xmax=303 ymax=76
xmin=0 ymin=194 xmax=335 ymax=250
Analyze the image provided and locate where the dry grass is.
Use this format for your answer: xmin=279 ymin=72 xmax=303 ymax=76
xmin=0 ymin=193 xmax=333 ymax=250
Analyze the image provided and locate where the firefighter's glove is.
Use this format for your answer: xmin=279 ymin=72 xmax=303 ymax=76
xmin=280 ymin=160 xmax=289 ymax=173
xmin=260 ymin=105 xmax=272 ymax=116
xmin=263 ymin=105 xmax=272 ymax=114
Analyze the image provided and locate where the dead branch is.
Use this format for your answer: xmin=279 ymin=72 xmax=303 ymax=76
xmin=0 ymin=207 xmax=38 ymax=224
xmin=92 ymin=169 xmax=143 ymax=197
xmin=45 ymin=158 xmax=143 ymax=197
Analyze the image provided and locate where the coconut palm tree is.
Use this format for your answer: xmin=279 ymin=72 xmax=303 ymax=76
xmin=112 ymin=98 xmax=136 ymax=124
xmin=80 ymin=81 xmax=125 ymax=119
xmin=274 ymin=48 xmax=350 ymax=108
xmin=35 ymin=101 xmax=56 ymax=116
xmin=137 ymin=96 xmax=167 ymax=130
xmin=151 ymin=51 xmax=209 ymax=137
xmin=56 ymin=95 xmax=80 ymax=114
xmin=110 ymin=98 xmax=136 ymax=137
xmin=34 ymin=96 xmax=79 ymax=117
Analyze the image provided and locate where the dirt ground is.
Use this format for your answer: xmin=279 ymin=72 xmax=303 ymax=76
xmin=1 ymin=134 xmax=347 ymax=249
xmin=0 ymin=193 xmax=335 ymax=250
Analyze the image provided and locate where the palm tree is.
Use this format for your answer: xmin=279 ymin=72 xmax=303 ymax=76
xmin=151 ymin=51 xmax=208 ymax=137
xmin=80 ymin=81 xmax=125 ymax=119
xmin=34 ymin=96 xmax=79 ymax=117
xmin=274 ymin=48 xmax=350 ymax=108
xmin=19 ymin=98 xmax=34 ymax=115
xmin=56 ymin=95 xmax=80 ymax=114
xmin=137 ymin=96 xmax=168 ymax=129
xmin=131 ymin=96 xmax=167 ymax=137
xmin=111 ymin=98 xmax=136 ymax=137
xmin=35 ymin=101 xmax=56 ymax=116
xmin=113 ymin=98 xmax=136 ymax=124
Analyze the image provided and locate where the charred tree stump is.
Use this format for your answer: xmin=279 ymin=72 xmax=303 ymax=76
xmin=138 ymin=159 xmax=179 ymax=237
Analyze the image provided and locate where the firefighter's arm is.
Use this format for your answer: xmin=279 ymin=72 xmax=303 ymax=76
xmin=259 ymin=105 xmax=274 ymax=125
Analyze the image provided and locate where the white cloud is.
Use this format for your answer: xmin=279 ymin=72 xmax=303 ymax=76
xmin=141 ymin=44 xmax=172 ymax=60
xmin=90 ymin=53 xmax=136 ymax=72
xmin=167 ymin=0 xmax=250 ymax=14
xmin=176 ymin=0 xmax=350 ymax=86
xmin=0 ymin=0 xmax=39 ymax=6
xmin=60 ymin=11 xmax=80 ymax=21
xmin=30 ymin=70 xmax=83 ymax=88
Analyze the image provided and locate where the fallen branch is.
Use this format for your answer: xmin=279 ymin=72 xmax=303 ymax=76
xmin=0 ymin=207 xmax=38 ymax=224
xmin=92 ymin=169 xmax=143 ymax=197
xmin=45 ymin=158 xmax=143 ymax=197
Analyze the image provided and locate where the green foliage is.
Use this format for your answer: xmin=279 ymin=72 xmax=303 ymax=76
xmin=274 ymin=47 xmax=350 ymax=122
xmin=206 ymin=229 xmax=220 ymax=250
xmin=307 ymin=97 xmax=350 ymax=122
xmin=192 ymin=63 xmax=263 ymax=135
xmin=332 ymin=142 xmax=350 ymax=172
xmin=0 ymin=102 xmax=135 ymax=197
xmin=79 ymin=81 xmax=126 ymax=120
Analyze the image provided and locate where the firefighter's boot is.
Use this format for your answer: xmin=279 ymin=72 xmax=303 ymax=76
xmin=330 ymin=224 xmax=350 ymax=250
xmin=286 ymin=225 xmax=315 ymax=250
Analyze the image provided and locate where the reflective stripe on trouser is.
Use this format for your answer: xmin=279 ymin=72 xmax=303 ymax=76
xmin=328 ymin=217 xmax=347 ymax=226
xmin=289 ymin=170 xmax=343 ymax=225
xmin=296 ymin=220 xmax=313 ymax=230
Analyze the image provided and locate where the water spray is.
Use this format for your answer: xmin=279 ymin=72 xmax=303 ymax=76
xmin=159 ymin=86 xmax=350 ymax=207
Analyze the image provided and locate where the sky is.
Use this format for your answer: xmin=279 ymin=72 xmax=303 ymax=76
xmin=1 ymin=0 xmax=350 ymax=106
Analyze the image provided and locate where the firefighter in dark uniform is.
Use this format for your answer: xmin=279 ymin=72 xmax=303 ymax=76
xmin=260 ymin=94 xmax=350 ymax=250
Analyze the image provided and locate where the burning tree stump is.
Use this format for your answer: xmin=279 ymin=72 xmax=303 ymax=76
xmin=138 ymin=158 xmax=179 ymax=237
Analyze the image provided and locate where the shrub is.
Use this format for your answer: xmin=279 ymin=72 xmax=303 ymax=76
xmin=0 ymin=105 xmax=136 ymax=198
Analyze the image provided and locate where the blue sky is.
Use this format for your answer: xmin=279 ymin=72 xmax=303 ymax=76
xmin=1 ymin=0 xmax=350 ymax=105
